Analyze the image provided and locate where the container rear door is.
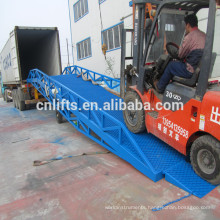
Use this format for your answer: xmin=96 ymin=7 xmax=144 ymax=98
xmin=10 ymin=31 xmax=20 ymax=82
xmin=0 ymin=31 xmax=20 ymax=84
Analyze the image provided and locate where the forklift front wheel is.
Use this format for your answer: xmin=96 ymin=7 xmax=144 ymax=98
xmin=56 ymin=110 xmax=63 ymax=124
xmin=123 ymin=91 xmax=146 ymax=134
xmin=190 ymin=135 xmax=220 ymax=185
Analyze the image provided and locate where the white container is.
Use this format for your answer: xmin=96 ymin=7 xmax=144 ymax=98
xmin=0 ymin=26 xmax=62 ymax=85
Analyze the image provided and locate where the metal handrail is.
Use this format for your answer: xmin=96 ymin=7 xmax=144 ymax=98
xmin=62 ymin=65 xmax=120 ymax=90
xmin=27 ymin=68 xmax=156 ymax=173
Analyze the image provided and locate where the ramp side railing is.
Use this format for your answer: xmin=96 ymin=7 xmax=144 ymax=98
xmin=27 ymin=69 xmax=160 ymax=180
xmin=62 ymin=65 xmax=120 ymax=90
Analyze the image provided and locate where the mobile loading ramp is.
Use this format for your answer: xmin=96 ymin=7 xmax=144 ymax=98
xmin=27 ymin=66 xmax=217 ymax=198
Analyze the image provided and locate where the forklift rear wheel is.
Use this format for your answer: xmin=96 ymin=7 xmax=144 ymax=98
xmin=123 ymin=91 xmax=146 ymax=134
xmin=190 ymin=135 xmax=220 ymax=185
xmin=56 ymin=110 xmax=63 ymax=124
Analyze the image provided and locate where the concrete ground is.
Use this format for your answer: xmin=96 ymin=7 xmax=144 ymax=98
xmin=0 ymin=98 xmax=220 ymax=220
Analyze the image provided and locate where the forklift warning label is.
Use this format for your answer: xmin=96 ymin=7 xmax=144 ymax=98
xmin=199 ymin=115 xmax=205 ymax=131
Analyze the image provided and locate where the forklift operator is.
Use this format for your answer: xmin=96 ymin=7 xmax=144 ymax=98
xmin=154 ymin=14 xmax=206 ymax=93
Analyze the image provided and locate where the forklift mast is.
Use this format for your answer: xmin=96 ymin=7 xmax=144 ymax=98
xmin=120 ymin=0 xmax=160 ymax=98
xmin=120 ymin=0 xmax=216 ymax=101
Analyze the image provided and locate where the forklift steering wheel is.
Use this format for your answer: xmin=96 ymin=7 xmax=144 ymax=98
xmin=166 ymin=42 xmax=180 ymax=59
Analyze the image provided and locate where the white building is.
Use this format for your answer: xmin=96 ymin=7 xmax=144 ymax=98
xmin=68 ymin=0 xmax=133 ymax=78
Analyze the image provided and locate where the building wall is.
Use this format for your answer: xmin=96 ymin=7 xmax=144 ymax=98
xmin=68 ymin=0 xmax=132 ymax=78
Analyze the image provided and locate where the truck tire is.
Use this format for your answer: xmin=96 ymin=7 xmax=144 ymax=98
xmin=56 ymin=110 xmax=63 ymax=124
xmin=14 ymin=90 xmax=19 ymax=109
xmin=12 ymin=90 xmax=16 ymax=108
xmin=17 ymin=88 xmax=26 ymax=111
xmin=3 ymin=91 xmax=6 ymax=101
xmin=26 ymin=104 xmax=31 ymax=110
xmin=18 ymin=100 xmax=25 ymax=111
xmin=190 ymin=135 xmax=220 ymax=185
xmin=17 ymin=94 xmax=25 ymax=111
xmin=123 ymin=91 xmax=146 ymax=133
xmin=5 ymin=90 xmax=9 ymax=103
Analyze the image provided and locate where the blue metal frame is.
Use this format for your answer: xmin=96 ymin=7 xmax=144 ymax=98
xmin=102 ymin=22 xmax=124 ymax=52
xmin=76 ymin=37 xmax=92 ymax=61
xmin=27 ymin=69 xmax=158 ymax=181
xmin=73 ymin=0 xmax=89 ymax=23
xmin=27 ymin=68 xmax=217 ymax=198
xmin=62 ymin=65 xmax=120 ymax=90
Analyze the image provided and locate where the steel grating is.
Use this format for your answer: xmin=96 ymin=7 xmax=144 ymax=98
xmin=28 ymin=71 xmax=217 ymax=198
xmin=164 ymin=161 xmax=216 ymax=198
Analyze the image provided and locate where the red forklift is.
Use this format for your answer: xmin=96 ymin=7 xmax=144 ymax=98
xmin=120 ymin=0 xmax=220 ymax=184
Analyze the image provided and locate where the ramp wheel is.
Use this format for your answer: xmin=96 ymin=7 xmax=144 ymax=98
xmin=123 ymin=91 xmax=146 ymax=134
xmin=56 ymin=110 xmax=63 ymax=124
xmin=190 ymin=135 xmax=220 ymax=185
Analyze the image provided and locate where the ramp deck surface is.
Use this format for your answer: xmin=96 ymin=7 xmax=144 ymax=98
xmin=27 ymin=70 xmax=217 ymax=199
xmin=49 ymin=74 xmax=216 ymax=198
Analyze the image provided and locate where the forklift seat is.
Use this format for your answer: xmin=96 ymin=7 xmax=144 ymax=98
xmin=172 ymin=66 xmax=200 ymax=87
xmin=173 ymin=53 xmax=217 ymax=87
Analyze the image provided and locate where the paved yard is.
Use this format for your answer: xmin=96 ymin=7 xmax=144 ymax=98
xmin=0 ymin=98 xmax=220 ymax=220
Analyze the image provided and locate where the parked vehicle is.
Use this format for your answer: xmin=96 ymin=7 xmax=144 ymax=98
xmin=121 ymin=0 xmax=220 ymax=184
xmin=0 ymin=26 xmax=62 ymax=110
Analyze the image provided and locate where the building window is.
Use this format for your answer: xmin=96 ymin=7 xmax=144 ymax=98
xmin=165 ymin=24 xmax=175 ymax=32
xmin=102 ymin=22 xmax=123 ymax=52
xmin=74 ymin=0 xmax=88 ymax=22
xmin=77 ymin=38 xmax=92 ymax=60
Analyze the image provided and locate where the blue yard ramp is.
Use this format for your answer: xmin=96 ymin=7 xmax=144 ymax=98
xmin=27 ymin=69 xmax=217 ymax=198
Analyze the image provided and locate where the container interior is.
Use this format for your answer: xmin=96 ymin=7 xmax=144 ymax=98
xmin=17 ymin=28 xmax=61 ymax=80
